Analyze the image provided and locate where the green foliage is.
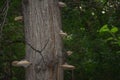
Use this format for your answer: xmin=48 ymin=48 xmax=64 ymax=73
xmin=99 ymin=24 xmax=110 ymax=33
xmin=62 ymin=0 xmax=120 ymax=80
xmin=111 ymin=26 xmax=118 ymax=33
xmin=99 ymin=24 xmax=118 ymax=33
xmin=0 ymin=0 xmax=25 ymax=80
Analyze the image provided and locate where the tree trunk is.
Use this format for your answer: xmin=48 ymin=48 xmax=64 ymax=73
xmin=22 ymin=0 xmax=63 ymax=80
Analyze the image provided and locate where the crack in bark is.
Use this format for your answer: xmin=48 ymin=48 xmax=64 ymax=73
xmin=25 ymin=39 xmax=49 ymax=66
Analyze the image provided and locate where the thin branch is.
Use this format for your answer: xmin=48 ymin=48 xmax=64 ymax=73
xmin=0 ymin=0 xmax=9 ymax=29
xmin=0 ymin=0 xmax=9 ymax=41
xmin=0 ymin=6 xmax=7 ymax=17
xmin=0 ymin=0 xmax=7 ymax=13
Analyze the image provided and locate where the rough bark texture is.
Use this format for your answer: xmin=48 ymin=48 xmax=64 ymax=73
xmin=22 ymin=0 xmax=63 ymax=80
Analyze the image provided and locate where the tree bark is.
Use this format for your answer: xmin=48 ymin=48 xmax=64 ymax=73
xmin=22 ymin=0 xmax=63 ymax=80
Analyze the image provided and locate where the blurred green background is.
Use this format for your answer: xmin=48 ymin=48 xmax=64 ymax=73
xmin=0 ymin=0 xmax=120 ymax=80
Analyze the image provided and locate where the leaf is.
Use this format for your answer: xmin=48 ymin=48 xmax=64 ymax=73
xmin=110 ymin=26 xmax=118 ymax=33
xmin=116 ymin=40 xmax=120 ymax=46
xmin=118 ymin=42 xmax=120 ymax=46
xmin=99 ymin=24 xmax=110 ymax=33
xmin=105 ymin=37 xmax=113 ymax=42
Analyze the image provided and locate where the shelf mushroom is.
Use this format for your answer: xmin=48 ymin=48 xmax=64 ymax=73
xmin=14 ymin=16 xmax=23 ymax=21
xmin=12 ymin=60 xmax=31 ymax=68
xmin=60 ymin=63 xmax=75 ymax=70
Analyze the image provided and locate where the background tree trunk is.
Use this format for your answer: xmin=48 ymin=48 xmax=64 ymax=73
xmin=22 ymin=0 xmax=63 ymax=80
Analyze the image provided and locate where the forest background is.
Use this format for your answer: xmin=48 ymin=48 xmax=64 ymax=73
xmin=0 ymin=0 xmax=120 ymax=80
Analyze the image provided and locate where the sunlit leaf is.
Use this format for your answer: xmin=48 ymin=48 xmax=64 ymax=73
xmin=105 ymin=37 xmax=113 ymax=42
xmin=110 ymin=26 xmax=118 ymax=33
xmin=99 ymin=24 xmax=110 ymax=33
